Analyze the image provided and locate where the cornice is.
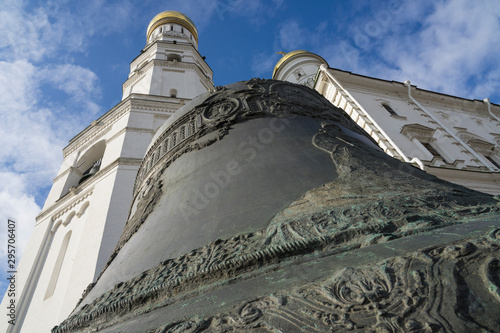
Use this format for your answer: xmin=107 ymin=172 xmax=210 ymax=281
xmin=130 ymin=42 xmax=212 ymax=78
xmin=155 ymin=114 xmax=171 ymax=120
xmin=130 ymin=98 xmax=179 ymax=113
xmin=400 ymin=123 xmax=436 ymax=141
xmin=36 ymin=186 xmax=95 ymax=224
xmin=63 ymin=101 xmax=132 ymax=158
xmin=123 ymin=59 xmax=213 ymax=90
xmin=51 ymin=188 xmax=94 ymax=222
xmin=330 ymin=68 xmax=498 ymax=118
xmin=116 ymin=157 xmax=143 ymax=166
xmin=156 ymin=42 xmax=212 ymax=75
xmin=63 ymin=97 xmax=180 ymax=159
xmin=123 ymin=61 xmax=155 ymax=88
xmin=105 ymin=127 xmax=156 ymax=145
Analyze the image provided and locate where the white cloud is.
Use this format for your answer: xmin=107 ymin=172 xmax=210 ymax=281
xmin=396 ymin=0 xmax=500 ymax=99
xmin=0 ymin=173 xmax=40 ymax=261
xmin=0 ymin=172 xmax=41 ymax=296
xmin=278 ymin=19 xmax=307 ymax=51
xmin=39 ymin=64 xmax=102 ymax=117
xmin=160 ymin=0 xmax=284 ymax=29
xmin=0 ymin=60 xmax=62 ymax=182
xmin=251 ymin=51 xmax=280 ymax=77
xmin=325 ymin=0 xmax=500 ymax=102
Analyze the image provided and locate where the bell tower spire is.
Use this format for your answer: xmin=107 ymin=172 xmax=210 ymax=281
xmin=122 ymin=11 xmax=214 ymax=100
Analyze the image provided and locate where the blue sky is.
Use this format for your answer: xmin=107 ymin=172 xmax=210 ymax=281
xmin=1 ymin=0 xmax=499 ymax=297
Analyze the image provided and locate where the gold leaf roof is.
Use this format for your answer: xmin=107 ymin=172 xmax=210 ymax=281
xmin=146 ymin=11 xmax=198 ymax=43
xmin=272 ymin=50 xmax=327 ymax=78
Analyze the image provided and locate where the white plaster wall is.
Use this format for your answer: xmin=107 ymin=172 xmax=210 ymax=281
xmin=18 ymin=199 xmax=86 ymax=333
xmin=0 ymin=214 xmax=51 ymax=333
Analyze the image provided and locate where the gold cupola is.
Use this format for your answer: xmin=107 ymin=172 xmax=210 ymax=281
xmin=146 ymin=10 xmax=198 ymax=43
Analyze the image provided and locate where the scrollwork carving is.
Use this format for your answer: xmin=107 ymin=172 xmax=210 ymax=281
xmin=202 ymin=98 xmax=240 ymax=121
xmin=323 ymin=266 xmax=394 ymax=308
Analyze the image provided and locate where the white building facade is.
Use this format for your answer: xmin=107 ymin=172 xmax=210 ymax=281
xmin=274 ymin=51 xmax=500 ymax=195
xmin=1 ymin=11 xmax=213 ymax=333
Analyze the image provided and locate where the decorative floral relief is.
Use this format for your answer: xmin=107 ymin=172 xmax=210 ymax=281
xmin=202 ymin=98 xmax=241 ymax=120
xmin=154 ymin=235 xmax=500 ymax=333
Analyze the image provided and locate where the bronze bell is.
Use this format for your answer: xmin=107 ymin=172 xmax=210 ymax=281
xmin=78 ymin=159 xmax=101 ymax=184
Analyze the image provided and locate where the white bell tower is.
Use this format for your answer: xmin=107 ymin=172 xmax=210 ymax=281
xmin=2 ymin=11 xmax=214 ymax=333
xmin=122 ymin=11 xmax=213 ymax=100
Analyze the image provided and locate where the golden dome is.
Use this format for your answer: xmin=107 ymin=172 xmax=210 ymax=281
xmin=146 ymin=10 xmax=198 ymax=43
xmin=272 ymin=50 xmax=327 ymax=78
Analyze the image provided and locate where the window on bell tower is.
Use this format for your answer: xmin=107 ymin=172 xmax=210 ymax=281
xmin=167 ymin=53 xmax=181 ymax=62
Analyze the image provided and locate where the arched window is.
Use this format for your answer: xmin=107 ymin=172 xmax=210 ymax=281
xmin=79 ymin=158 xmax=102 ymax=184
xmin=44 ymin=231 xmax=72 ymax=299
xmin=77 ymin=201 xmax=90 ymax=217
xmin=76 ymin=141 xmax=105 ymax=185
xmin=62 ymin=141 xmax=106 ymax=197
xmin=166 ymin=53 xmax=181 ymax=62
xmin=63 ymin=211 xmax=76 ymax=227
